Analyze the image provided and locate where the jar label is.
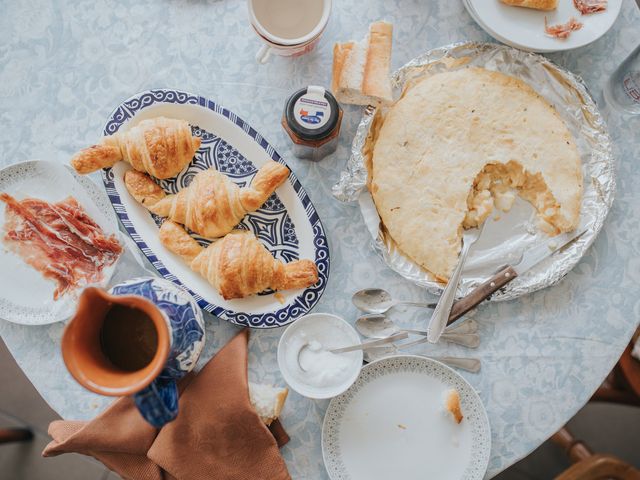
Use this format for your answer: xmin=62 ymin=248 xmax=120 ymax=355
xmin=623 ymin=71 xmax=640 ymax=104
xmin=293 ymin=87 xmax=331 ymax=130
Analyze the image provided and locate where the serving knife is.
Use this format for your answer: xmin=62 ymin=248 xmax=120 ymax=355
xmin=443 ymin=227 xmax=588 ymax=328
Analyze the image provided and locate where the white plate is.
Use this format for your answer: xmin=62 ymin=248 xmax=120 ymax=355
xmin=0 ymin=160 xmax=120 ymax=325
xmin=101 ymin=89 xmax=330 ymax=328
xmin=322 ymin=356 xmax=491 ymax=480
xmin=465 ymin=0 xmax=622 ymax=53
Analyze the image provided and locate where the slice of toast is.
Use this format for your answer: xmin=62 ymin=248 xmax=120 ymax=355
xmin=445 ymin=388 xmax=464 ymax=424
xmin=500 ymin=0 xmax=558 ymax=10
xmin=332 ymin=21 xmax=393 ymax=106
xmin=248 ymin=382 xmax=289 ymax=425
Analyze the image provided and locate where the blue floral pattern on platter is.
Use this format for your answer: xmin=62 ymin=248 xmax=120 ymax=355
xmin=101 ymin=89 xmax=330 ymax=328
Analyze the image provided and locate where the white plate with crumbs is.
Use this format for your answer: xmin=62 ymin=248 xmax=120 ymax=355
xmin=465 ymin=0 xmax=622 ymax=53
xmin=322 ymin=356 xmax=491 ymax=480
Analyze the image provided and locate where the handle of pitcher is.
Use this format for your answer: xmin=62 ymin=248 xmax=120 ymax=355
xmin=134 ymin=378 xmax=179 ymax=428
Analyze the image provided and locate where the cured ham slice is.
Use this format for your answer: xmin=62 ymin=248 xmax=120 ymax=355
xmin=0 ymin=194 xmax=122 ymax=299
xmin=573 ymin=0 xmax=607 ymax=14
xmin=544 ymin=17 xmax=583 ymax=39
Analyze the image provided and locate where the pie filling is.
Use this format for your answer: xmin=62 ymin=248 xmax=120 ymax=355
xmin=462 ymin=161 xmax=566 ymax=235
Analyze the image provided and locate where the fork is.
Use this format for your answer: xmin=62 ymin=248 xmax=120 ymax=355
xmin=363 ymin=339 xmax=482 ymax=373
xmin=427 ymin=224 xmax=485 ymax=343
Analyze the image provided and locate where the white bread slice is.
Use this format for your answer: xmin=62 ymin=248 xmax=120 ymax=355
xmin=500 ymin=0 xmax=557 ymax=10
xmin=444 ymin=388 xmax=463 ymax=424
xmin=363 ymin=22 xmax=394 ymax=102
xmin=332 ymin=41 xmax=370 ymax=105
xmin=248 ymin=382 xmax=288 ymax=426
xmin=332 ymin=21 xmax=393 ymax=106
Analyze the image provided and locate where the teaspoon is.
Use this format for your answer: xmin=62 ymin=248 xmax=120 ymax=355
xmin=352 ymin=288 xmax=437 ymax=315
xmin=356 ymin=314 xmax=480 ymax=348
xmin=296 ymin=331 xmax=408 ymax=371
xmin=363 ymin=344 xmax=481 ymax=373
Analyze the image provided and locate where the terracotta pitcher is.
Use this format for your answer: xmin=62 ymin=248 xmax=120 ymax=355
xmin=62 ymin=277 xmax=205 ymax=427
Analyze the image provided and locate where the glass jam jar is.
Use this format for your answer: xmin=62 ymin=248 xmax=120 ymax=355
xmin=282 ymin=85 xmax=343 ymax=161
xmin=604 ymin=43 xmax=640 ymax=116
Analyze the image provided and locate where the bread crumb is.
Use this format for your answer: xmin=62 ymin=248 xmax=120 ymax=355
xmin=397 ymin=424 xmax=407 ymax=430
xmin=445 ymin=389 xmax=464 ymax=424
xmin=274 ymin=293 xmax=285 ymax=304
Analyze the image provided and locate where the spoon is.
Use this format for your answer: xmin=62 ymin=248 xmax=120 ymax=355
xmin=363 ymin=346 xmax=481 ymax=373
xmin=296 ymin=331 xmax=408 ymax=372
xmin=444 ymin=318 xmax=479 ymax=335
xmin=352 ymin=288 xmax=437 ymax=315
xmin=356 ymin=314 xmax=480 ymax=348
xmin=428 ymin=224 xmax=485 ymax=343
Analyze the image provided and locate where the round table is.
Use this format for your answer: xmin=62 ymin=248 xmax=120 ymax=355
xmin=1 ymin=1 xmax=639 ymax=478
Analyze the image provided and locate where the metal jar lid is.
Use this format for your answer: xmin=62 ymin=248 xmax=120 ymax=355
xmin=284 ymin=86 xmax=341 ymax=142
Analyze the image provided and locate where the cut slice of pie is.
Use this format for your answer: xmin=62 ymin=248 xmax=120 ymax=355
xmin=370 ymin=67 xmax=582 ymax=280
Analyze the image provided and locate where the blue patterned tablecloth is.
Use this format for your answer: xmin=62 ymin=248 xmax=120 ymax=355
xmin=1 ymin=1 xmax=639 ymax=478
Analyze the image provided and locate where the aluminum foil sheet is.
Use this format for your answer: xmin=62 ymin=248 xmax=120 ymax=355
xmin=332 ymin=42 xmax=615 ymax=301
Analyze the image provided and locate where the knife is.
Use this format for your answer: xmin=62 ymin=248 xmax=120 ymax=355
xmin=330 ymin=331 xmax=409 ymax=354
xmin=444 ymin=227 xmax=588 ymax=328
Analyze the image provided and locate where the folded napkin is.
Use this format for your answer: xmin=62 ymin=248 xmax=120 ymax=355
xmin=43 ymin=330 xmax=291 ymax=480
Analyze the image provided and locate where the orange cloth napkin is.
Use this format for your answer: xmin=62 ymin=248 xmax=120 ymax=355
xmin=43 ymin=330 xmax=291 ymax=480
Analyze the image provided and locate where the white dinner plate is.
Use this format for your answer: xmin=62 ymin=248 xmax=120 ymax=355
xmin=0 ymin=160 xmax=120 ymax=325
xmin=101 ymin=89 xmax=330 ymax=328
xmin=322 ymin=356 xmax=491 ymax=480
xmin=465 ymin=0 xmax=622 ymax=53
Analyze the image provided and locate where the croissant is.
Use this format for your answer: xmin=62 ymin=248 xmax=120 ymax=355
xmin=159 ymin=221 xmax=318 ymax=300
xmin=124 ymin=161 xmax=290 ymax=238
xmin=71 ymin=117 xmax=201 ymax=179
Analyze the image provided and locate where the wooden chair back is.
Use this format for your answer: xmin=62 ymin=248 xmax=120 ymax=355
xmin=555 ymin=454 xmax=640 ymax=480
xmin=619 ymin=329 xmax=640 ymax=398
xmin=0 ymin=428 xmax=32 ymax=444
xmin=592 ymin=328 xmax=640 ymax=406
xmin=552 ymin=427 xmax=640 ymax=480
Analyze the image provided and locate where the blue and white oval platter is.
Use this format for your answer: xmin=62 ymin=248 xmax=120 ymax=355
xmin=101 ymin=89 xmax=330 ymax=328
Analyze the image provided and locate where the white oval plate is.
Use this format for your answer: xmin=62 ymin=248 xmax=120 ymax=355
xmin=322 ymin=356 xmax=491 ymax=480
xmin=0 ymin=160 xmax=120 ymax=325
xmin=465 ymin=0 xmax=622 ymax=53
xmin=101 ymin=89 xmax=330 ymax=328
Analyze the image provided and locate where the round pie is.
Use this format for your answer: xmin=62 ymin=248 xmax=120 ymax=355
xmin=370 ymin=67 xmax=583 ymax=280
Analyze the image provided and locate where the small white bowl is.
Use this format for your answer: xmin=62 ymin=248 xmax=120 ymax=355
xmin=278 ymin=313 xmax=363 ymax=399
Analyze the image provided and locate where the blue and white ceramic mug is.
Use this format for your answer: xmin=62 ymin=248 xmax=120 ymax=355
xmin=62 ymin=277 xmax=205 ymax=428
